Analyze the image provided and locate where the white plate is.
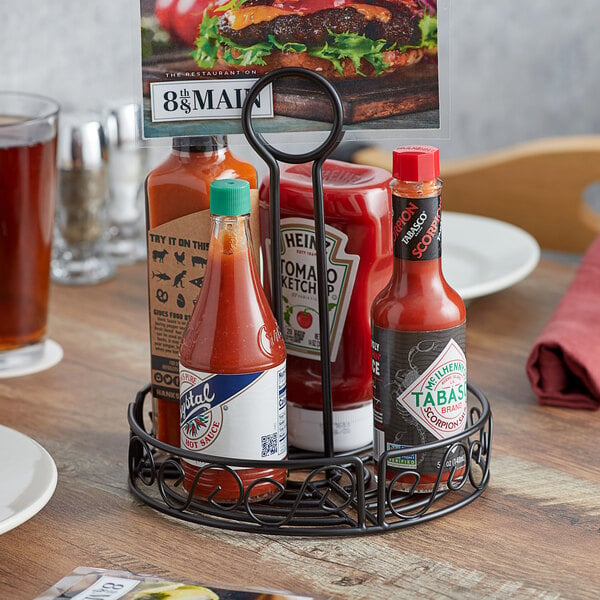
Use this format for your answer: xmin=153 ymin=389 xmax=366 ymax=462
xmin=0 ymin=424 xmax=57 ymax=534
xmin=442 ymin=212 xmax=541 ymax=302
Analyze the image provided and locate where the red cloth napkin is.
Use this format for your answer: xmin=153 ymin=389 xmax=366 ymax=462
xmin=526 ymin=236 xmax=600 ymax=409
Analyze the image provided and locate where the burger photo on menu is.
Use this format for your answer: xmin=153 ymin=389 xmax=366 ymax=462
xmin=140 ymin=0 xmax=439 ymax=130
xmin=191 ymin=0 xmax=436 ymax=79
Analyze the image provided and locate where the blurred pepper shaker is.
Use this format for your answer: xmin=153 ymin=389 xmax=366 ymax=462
xmin=104 ymin=101 xmax=149 ymax=263
xmin=52 ymin=111 xmax=115 ymax=285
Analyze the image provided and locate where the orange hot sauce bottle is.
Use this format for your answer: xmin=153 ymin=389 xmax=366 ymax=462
xmin=145 ymin=136 xmax=257 ymax=447
xmin=179 ymin=179 xmax=287 ymax=503
xmin=371 ymin=146 xmax=467 ymax=493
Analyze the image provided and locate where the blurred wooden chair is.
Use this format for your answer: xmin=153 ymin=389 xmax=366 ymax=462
xmin=345 ymin=136 xmax=600 ymax=253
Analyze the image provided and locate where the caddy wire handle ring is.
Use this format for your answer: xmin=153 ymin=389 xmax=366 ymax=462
xmin=241 ymin=67 xmax=344 ymax=164
xmin=242 ymin=68 xmax=345 ymax=457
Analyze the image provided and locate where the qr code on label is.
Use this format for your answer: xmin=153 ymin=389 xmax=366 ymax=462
xmin=261 ymin=432 xmax=278 ymax=457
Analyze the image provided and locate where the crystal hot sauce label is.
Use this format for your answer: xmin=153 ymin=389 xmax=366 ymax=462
xmin=393 ymin=194 xmax=441 ymax=260
xmin=179 ymin=365 xmax=287 ymax=466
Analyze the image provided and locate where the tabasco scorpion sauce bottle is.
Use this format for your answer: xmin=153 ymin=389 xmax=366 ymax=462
xmin=145 ymin=136 xmax=257 ymax=448
xmin=371 ymin=146 xmax=467 ymax=493
xmin=179 ymin=179 xmax=287 ymax=503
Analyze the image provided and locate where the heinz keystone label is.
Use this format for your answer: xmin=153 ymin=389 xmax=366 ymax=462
xmin=372 ymin=325 xmax=467 ymax=474
xmin=180 ymin=364 xmax=287 ymax=465
xmin=269 ymin=217 xmax=359 ymax=362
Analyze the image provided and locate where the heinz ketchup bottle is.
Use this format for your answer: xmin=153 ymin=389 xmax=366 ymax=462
xmin=179 ymin=179 xmax=287 ymax=503
xmin=259 ymin=160 xmax=392 ymax=453
xmin=371 ymin=146 xmax=467 ymax=493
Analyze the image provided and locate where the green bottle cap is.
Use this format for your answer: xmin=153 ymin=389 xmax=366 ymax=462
xmin=210 ymin=179 xmax=251 ymax=216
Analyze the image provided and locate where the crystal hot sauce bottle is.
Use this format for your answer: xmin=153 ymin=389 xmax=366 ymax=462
xmin=145 ymin=135 xmax=257 ymax=447
xmin=371 ymin=146 xmax=467 ymax=493
xmin=179 ymin=179 xmax=287 ymax=503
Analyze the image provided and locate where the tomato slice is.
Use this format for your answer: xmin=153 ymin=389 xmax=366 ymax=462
xmin=173 ymin=0 xmax=213 ymax=45
xmin=155 ymin=0 xmax=178 ymax=30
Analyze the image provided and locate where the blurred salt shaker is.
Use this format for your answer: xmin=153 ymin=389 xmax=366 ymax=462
xmin=52 ymin=111 xmax=116 ymax=285
xmin=104 ymin=101 xmax=149 ymax=263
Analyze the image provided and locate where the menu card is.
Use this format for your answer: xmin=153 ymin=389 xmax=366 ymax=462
xmin=139 ymin=0 xmax=442 ymax=137
xmin=34 ymin=567 xmax=325 ymax=600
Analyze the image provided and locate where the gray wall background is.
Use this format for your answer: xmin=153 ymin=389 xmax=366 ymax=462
xmin=2 ymin=0 xmax=599 ymax=162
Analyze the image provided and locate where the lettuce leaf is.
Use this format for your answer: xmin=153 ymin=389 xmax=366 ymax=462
xmin=191 ymin=10 xmax=438 ymax=75
xmin=270 ymin=36 xmax=307 ymax=55
xmin=212 ymin=0 xmax=246 ymax=13
xmin=419 ymin=11 xmax=438 ymax=50
xmin=310 ymin=31 xmax=389 ymax=76
xmin=190 ymin=12 xmax=221 ymax=68
xmin=223 ymin=38 xmax=273 ymax=66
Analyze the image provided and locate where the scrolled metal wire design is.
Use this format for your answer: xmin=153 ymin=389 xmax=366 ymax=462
xmin=128 ymin=383 xmax=492 ymax=536
xmin=383 ymin=441 xmax=470 ymax=521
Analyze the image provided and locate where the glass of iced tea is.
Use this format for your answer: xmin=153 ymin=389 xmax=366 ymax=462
xmin=0 ymin=92 xmax=59 ymax=370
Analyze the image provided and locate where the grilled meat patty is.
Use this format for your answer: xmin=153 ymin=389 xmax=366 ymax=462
xmin=219 ymin=3 xmax=422 ymax=48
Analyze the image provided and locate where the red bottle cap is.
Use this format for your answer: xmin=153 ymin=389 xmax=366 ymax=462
xmin=392 ymin=145 xmax=440 ymax=182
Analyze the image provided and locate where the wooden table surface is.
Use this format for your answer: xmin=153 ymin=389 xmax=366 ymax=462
xmin=1 ymin=258 xmax=598 ymax=600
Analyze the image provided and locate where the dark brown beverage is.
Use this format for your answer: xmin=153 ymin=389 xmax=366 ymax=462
xmin=0 ymin=116 xmax=57 ymax=351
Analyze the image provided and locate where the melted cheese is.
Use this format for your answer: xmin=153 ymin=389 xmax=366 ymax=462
xmin=226 ymin=4 xmax=391 ymax=31
xmin=226 ymin=6 xmax=293 ymax=30
xmin=355 ymin=4 xmax=391 ymax=23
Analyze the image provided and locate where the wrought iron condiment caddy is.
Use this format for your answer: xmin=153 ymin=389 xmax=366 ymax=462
xmin=128 ymin=68 xmax=492 ymax=536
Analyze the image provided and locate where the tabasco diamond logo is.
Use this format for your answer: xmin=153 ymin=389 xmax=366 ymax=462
xmin=397 ymin=339 xmax=467 ymax=439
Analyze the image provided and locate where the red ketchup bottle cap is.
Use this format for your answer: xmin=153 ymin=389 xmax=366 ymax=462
xmin=392 ymin=145 xmax=440 ymax=182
